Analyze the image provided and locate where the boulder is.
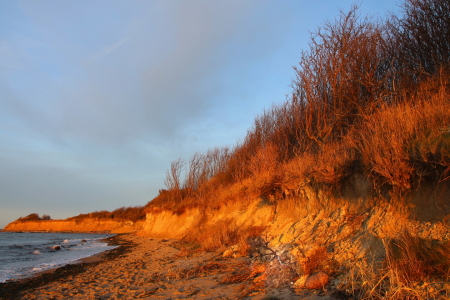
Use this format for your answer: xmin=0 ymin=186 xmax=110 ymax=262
xmin=305 ymin=272 xmax=329 ymax=289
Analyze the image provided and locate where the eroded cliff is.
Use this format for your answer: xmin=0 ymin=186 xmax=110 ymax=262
xmin=4 ymin=219 xmax=144 ymax=233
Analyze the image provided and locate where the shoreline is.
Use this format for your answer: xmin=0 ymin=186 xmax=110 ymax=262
xmin=23 ymin=234 xmax=122 ymax=278
xmin=0 ymin=234 xmax=134 ymax=300
xmin=0 ymin=234 xmax=336 ymax=300
xmin=0 ymin=232 xmax=122 ymax=282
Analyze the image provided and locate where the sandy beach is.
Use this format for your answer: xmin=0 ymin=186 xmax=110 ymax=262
xmin=0 ymin=234 xmax=335 ymax=300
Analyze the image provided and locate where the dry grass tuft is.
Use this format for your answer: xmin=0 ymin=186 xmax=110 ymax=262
xmin=354 ymin=92 xmax=450 ymax=191
xmin=182 ymin=219 xmax=266 ymax=253
xmin=386 ymin=231 xmax=450 ymax=284
xmin=339 ymin=231 xmax=450 ymax=299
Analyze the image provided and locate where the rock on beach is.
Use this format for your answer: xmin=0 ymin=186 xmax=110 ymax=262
xmin=305 ymin=272 xmax=329 ymax=289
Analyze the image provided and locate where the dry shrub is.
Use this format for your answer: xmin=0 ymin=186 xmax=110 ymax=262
xmin=309 ymin=142 xmax=356 ymax=186
xmin=355 ymin=104 xmax=416 ymax=190
xmin=386 ymin=231 xmax=450 ymax=283
xmin=341 ymin=232 xmax=450 ymax=300
xmin=282 ymin=153 xmax=315 ymax=190
xmin=164 ymin=158 xmax=184 ymax=191
xmin=381 ymin=232 xmax=450 ymax=299
xmin=292 ymin=5 xmax=386 ymax=150
xmin=282 ymin=141 xmax=355 ymax=194
xmin=354 ymin=91 xmax=450 ymax=191
xmin=249 ymin=142 xmax=280 ymax=180
xmin=338 ymin=257 xmax=386 ymax=300
xmin=387 ymin=0 xmax=450 ymax=87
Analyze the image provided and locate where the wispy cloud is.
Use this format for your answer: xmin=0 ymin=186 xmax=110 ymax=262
xmin=86 ymin=38 xmax=128 ymax=65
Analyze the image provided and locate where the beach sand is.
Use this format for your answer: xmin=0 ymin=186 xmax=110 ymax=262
xmin=0 ymin=234 xmax=332 ymax=300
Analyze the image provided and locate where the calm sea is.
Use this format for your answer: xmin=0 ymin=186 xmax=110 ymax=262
xmin=0 ymin=232 xmax=117 ymax=282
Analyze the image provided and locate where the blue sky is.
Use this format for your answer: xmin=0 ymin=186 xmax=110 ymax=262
xmin=0 ymin=0 xmax=401 ymax=228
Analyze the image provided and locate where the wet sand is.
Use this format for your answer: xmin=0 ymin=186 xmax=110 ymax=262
xmin=0 ymin=234 xmax=334 ymax=300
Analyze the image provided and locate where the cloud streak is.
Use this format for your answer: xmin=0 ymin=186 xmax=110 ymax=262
xmin=87 ymin=38 xmax=128 ymax=65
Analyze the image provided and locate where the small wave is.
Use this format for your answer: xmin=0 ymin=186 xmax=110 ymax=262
xmin=1 ymin=233 xmax=116 ymax=282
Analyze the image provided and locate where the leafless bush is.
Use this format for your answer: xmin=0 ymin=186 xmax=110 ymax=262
xmin=292 ymin=5 xmax=387 ymax=150
xmin=184 ymin=147 xmax=231 ymax=197
xmin=249 ymin=142 xmax=279 ymax=178
xmin=163 ymin=158 xmax=184 ymax=203
xmin=387 ymin=0 xmax=450 ymax=91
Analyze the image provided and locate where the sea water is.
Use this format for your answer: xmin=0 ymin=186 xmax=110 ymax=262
xmin=0 ymin=232 xmax=117 ymax=282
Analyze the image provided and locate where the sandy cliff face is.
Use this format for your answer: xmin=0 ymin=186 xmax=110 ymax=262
xmin=141 ymin=196 xmax=450 ymax=242
xmin=139 ymin=208 xmax=202 ymax=238
xmin=4 ymin=219 xmax=144 ymax=233
xmin=140 ymin=178 xmax=450 ymax=268
xmin=140 ymin=199 xmax=275 ymax=238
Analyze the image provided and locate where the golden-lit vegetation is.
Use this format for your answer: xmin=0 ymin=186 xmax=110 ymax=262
xmin=147 ymin=0 xmax=450 ymax=215
xmin=339 ymin=231 xmax=450 ymax=300
xmin=17 ymin=213 xmax=51 ymax=221
xmin=67 ymin=206 xmax=145 ymax=223
xmin=15 ymin=207 xmax=145 ymax=223
xmin=145 ymin=0 xmax=450 ymax=298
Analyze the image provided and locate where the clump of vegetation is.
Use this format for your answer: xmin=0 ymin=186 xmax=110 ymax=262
xmin=16 ymin=207 xmax=146 ymax=223
xmin=68 ymin=206 xmax=145 ymax=223
xmin=17 ymin=213 xmax=51 ymax=221
xmin=339 ymin=231 xmax=450 ymax=300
